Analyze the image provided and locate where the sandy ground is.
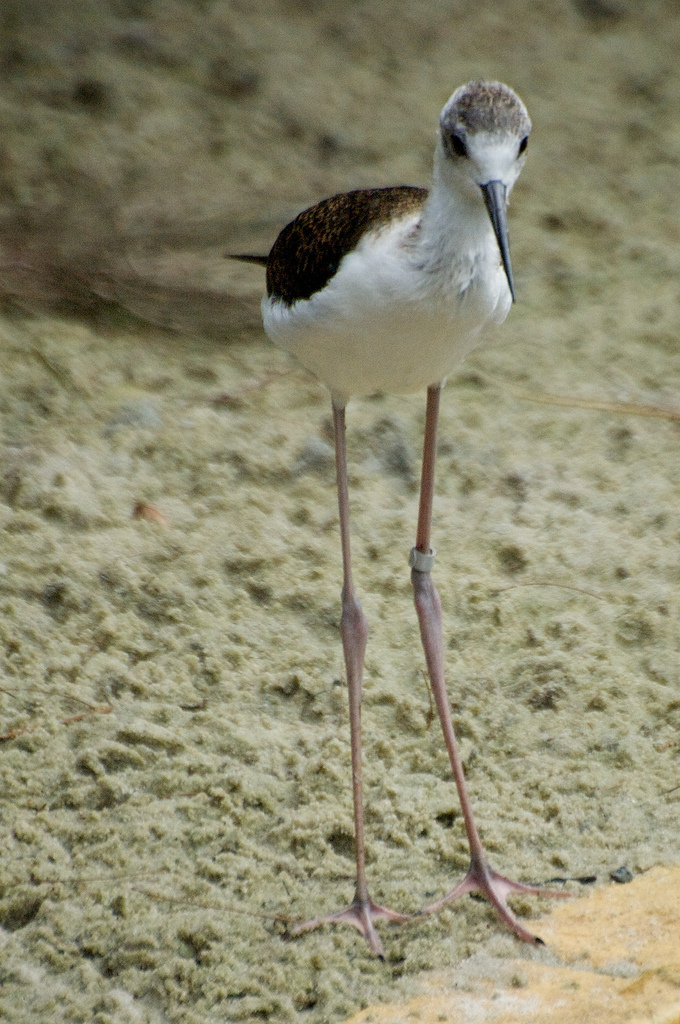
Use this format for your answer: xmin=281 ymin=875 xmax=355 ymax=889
xmin=344 ymin=866 xmax=680 ymax=1023
xmin=1 ymin=2 xmax=680 ymax=1022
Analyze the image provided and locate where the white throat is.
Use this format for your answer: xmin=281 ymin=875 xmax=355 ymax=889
xmin=414 ymin=141 xmax=500 ymax=294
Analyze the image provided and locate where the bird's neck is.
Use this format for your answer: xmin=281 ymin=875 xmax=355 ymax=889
xmin=417 ymin=148 xmax=496 ymax=279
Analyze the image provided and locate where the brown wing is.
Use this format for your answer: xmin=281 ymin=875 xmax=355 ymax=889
xmin=265 ymin=186 xmax=427 ymax=306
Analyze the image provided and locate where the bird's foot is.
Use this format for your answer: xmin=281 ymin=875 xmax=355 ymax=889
xmin=417 ymin=857 xmax=571 ymax=945
xmin=289 ymin=894 xmax=410 ymax=959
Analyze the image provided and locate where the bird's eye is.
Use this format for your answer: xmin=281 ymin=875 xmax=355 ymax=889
xmin=518 ymin=135 xmax=529 ymax=156
xmin=450 ymin=133 xmax=467 ymax=158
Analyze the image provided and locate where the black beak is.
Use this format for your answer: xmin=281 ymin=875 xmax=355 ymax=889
xmin=480 ymin=180 xmax=515 ymax=303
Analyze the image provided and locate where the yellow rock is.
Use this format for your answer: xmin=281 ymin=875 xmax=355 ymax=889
xmin=343 ymin=866 xmax=680 ymax=1024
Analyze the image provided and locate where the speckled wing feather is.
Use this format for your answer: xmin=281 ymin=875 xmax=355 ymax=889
xmin=265 ymin=186 xmax=428 ymax=306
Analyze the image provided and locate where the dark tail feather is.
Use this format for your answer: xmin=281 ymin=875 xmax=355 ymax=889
xmin=228 ymin=254 xmax=268 ymax=266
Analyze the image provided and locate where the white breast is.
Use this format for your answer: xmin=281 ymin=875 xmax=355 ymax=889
xmin=262 ymin=209 xmax=511 ymax=406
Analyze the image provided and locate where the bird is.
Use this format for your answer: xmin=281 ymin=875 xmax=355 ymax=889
xmin=231 ymin=80 xmax=568 ymax=958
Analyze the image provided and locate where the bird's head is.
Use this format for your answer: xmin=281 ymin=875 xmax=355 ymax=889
xmin=438 ymin=80 xmax=531 ymax=301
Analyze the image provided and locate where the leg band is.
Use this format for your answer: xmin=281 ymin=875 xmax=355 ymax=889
xmin=408 ymin=547 xmax=436 ymax=572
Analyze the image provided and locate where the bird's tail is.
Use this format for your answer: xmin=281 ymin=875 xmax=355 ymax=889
xmin=228 ymin=254 xmax=268 ymax=265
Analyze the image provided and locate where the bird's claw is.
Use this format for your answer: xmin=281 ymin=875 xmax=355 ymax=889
xmin=419 ymin=857 xmax=571 ymax=945
xmin=289 ymin=894 xmax=410 ymax=959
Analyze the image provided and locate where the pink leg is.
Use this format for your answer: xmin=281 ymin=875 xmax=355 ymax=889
xmin=290 ymin=402 xmax=409 ymax=958
xmin=411 ymin=384 xmax=569 ymax=944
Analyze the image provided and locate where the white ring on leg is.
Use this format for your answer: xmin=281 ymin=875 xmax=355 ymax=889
xmin=408 ymin=547 xmax=436 ymax=572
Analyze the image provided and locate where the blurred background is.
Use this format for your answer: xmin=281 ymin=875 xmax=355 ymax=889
xmin=0 ymin=0 xmax=678 ymax=342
